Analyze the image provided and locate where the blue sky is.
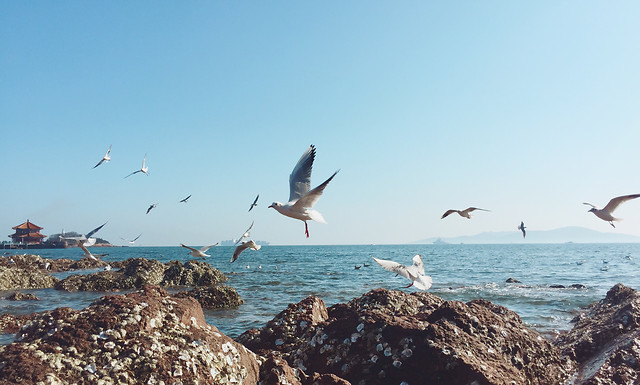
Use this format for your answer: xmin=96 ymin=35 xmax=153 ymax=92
xmin=1 ymin=2 xmax=639 ymax=246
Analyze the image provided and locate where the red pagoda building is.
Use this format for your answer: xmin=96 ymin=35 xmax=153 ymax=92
xmin=9 ymin=220 xmax=46 ymax=245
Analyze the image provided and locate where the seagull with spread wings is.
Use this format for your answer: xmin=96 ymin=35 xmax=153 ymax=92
xmin=181 ymin=243 xmax=219 ymax=259
xmin=60 ymin=222 xmax=108 ymax=247
xmin=518 ymin=221 xmax=526 ymax=238
xmin=268 ymin=145 xmax=339 ymax=238
xmin=93 ymin=145 xmax=112 ymax=169
xmin=179 ymin=195 xmax=192 ymax=203
xmin=121 ymin=233 xmax=142 ymax=245
xmin=373 ymin=254 xmax=432 ymax=290
xmin=146 ymin=203 xmax=158 ymax=214
xmin=584 ymin=194 xmax=640 ymax=227
xmin=78 ymin=240 xmax=109 ymax=261
xmin=230 ymin=240 xmax=261 ymax=263
xmin=124 ymin=153 xmax=149 ymax=178
xmin=248 ymin=194 xmax=259 ymax=212
xmin=234 ymin=221 xmax=254 ymax=246
xmin=441 ymin=207 xmax=490 ymax=219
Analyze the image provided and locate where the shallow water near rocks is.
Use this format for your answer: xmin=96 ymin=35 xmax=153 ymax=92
xmin=1 ymin=243 xmax=638 ymax=343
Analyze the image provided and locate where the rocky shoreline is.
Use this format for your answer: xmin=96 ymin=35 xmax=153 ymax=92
xmin=0 ymin=255 xmax=639 ymax=384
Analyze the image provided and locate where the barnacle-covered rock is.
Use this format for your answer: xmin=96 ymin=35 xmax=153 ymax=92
xmin=175 ymin=285 xmax=244 ymax=309
xmin=0 ymin=266 xmax=58 ymax=290
xmin=238 ymin=288 xmax=572 ymax=385
xmin=0 ymin=285 xmax=259 ymax=384
xmin=55 ymin=258 xmax=227 ymax=292
xmin=555 ymin=283 xmax=640 ymax=384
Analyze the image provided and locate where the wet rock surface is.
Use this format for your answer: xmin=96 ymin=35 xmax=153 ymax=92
xmin=55 ymin=257 xmax=228 ymax=292
xmin=0 ymin=285 xmax=259 ymax=385
xmin=555 ymin=283 xmax=640 ymax=384
xmin=0 ymin=254 xmax=107 ymax=272
xmin=238 ymin=288 xmax=572 ymax=385
xmin=5 ymin=292 xmax=39 ymax=301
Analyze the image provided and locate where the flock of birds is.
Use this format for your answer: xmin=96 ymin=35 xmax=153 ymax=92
xmin=80 ymin=144 xmax=640 ymax=290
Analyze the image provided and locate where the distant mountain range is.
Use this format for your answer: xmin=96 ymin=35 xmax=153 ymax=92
xmin=415 ymin=226 xmax=640 ymax=244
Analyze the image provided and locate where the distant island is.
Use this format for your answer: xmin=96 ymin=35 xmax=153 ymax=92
xmin=415 ymin=226 xmax=640 ymax=244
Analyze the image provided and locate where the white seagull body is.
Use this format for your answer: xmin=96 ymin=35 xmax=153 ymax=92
xmin=78 ymin=241 xmax=108 ymax=261
xmin=441 ymin=207 xmax=490 ymax=219
xmin=373 ymin=254 xmax=432 ymax=290
xmin=60 ymin=222 xmax=108 ymax=247
xmin=234 ymin=221 xmax=254 ymax=246
xmin=181 ymin=243 xmax=218 ymax=259
xmin=230 ymin=240 xmax=261 ymax=263
xmin=518 ymin=221 xmax=526 ymax=238
xmin=124 ymin=153 xmax=149 ymax=178
xmin=93 ymin=145 xmax=112 ymax=169
xmin=584 ymin=194 xmax=640 ymax=227
xmin=269 ymin=145 xmax=339 ymax=237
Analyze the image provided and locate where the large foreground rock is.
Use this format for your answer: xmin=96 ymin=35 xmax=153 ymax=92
xmin=238 ymin=288 xmax=572 ymax=385
xmin=55 ymin=258 xmax=227 ymax=292
xmin=555 ymin=283 xmax=640 ymax=384
xmin=0 ymin=285 xmax=259 ymax=385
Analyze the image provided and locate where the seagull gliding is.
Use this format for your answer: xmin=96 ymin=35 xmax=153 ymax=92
xmin=441 ymin=207 xmax=490 ymax=219
xmin=93 ymin=145 xmax=112 ymax=169
xmin=584 ymin=194 xmax=640 ymax=227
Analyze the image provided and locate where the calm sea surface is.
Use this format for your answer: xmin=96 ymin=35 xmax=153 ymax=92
xmin=1 ymin=243 xmax=639 ymax=342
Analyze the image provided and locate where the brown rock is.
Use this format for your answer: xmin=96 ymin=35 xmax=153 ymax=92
xmin=0 ymin=267 xmax=58 ymax=290
xmin=6 ymin=292 xmax=39 ymax=301
xmin=175 ymin=285 xmax=244 ymax=309
xmin=555 ymin=283 xmax=640 ymax=384
xmin=0 ymin=285 xmax=260 ymax=384
xmin=238 ymin=288 xmax=572 ymax=385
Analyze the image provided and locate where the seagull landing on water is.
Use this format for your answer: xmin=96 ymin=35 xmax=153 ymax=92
xmin=268 ymin=145 xmax=339 ymax=238
xmin=518 ymin=221 xmax=526 ymax=238
xmin=179 ymin=195 xmax=192 ymax=203
xmin=181 ymin=243 xmax=219 ymax=259
xmin=248 ymin=194 xmax=259 ymax=212
xmin=77 ymin=240 xmax=109 ymax=261
xmin=584 ymin=194 xmax=640 ymax=228
xmin=230 ymin=240 xmax=261 ymax=263
xmin=441 ymin=207 xmax=490 ymax=219
xmin=373 ymin=254 xmax=432 ymax=290
xmin=93 ymin=145 xmax=112 ymax=169
xmin=146 ymin=204 xmax=158 ymax=214
xmin=124 ymin=153 xmax=149 ymax=178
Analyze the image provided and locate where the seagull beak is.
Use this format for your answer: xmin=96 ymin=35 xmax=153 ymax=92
xmin=268 ymin=204 xmax=274 ymax=209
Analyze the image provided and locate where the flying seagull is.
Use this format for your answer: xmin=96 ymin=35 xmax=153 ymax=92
xmin=77 ymin=240 xmax=108 ymax=261
xmin=441 ymin=207 xmax=490 ymax=219
xmin=121 ymin=233 xmax=142 ymax=245
xmin=518 ymin=221 xmax=526 ymax=238
xmin=248 ymin=194 xmax=259 ymax=212
xmin=124 ymin=153 xmax=149 ymax=178
xmin=181 ymin=243 xmax=219 ymax=259
xmin=234 ymin=221 xmax=254 ymax=246
xmin=146 ymin=203 xmax=158 ymax=214
xmin=584 ymin=194 xmax=640 ymax=227
xmin=179 ymin=195 xmax=192 ymax=203
xmin=373 ymin=254 xmax=432 ymax=290
xmin=60 ymin=222 xmax=108 ymax=247
xmin=93 ymin=145 xmax=112 ymax=169
xmin=230 ymin=240 xmax=261 ymax=263
xmin=269 ymin=145 xmax=339 ymax=238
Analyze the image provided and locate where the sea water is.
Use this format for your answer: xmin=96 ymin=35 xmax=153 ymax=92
xmin=1 ymin=243 xmax=638 ymax=342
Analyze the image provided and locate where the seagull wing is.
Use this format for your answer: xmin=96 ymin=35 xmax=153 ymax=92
xmin=199 ymin=243 xmax=219 ymax=253
xmin=181 ymin=244 xmax=198 ymax=253
xmin=86 ymin=222 xmax=107 ymax=239
xmin=441 ymin=210 xmax=457 ymax=219
xmin=124 ymin=170 xmax=141 ymax=178
xmin=231 ymin=242 xmax=250 ymax=263
xmin=603 ymin=194 xmax=640 ymax=213
xmin=77 ymin=241 xmax=90 ymax=256
xmin=372 ymin=257 xmax=412 ymax=281
xmin=132 ymin=233 xmax=142 ymax=242
xmin=288 ymin=145 xmax=316 ymax=203
xmin=235 ymin=221 xmax=254 ymax=245
xmin=105 ymin=145 xmax=112 ymax=156
xmin=410 ymin=254 xmax=426 ymax=276
xmin=291 ymin=170 xmax=339 ymax=210
xmin=248 ymin=194 xmax=259 ymax=211
xmin=465 ymin=207 xmax=490 ymax=214
xmin=412 ymin=275 xmax=433 ymax=290
xmin=93 ymin=159 xmax=105 ymax=169
xmin=180 ymin=195 xmax=192 ymax=203
xmin=583 ymin=202 xmax=597 ymax=209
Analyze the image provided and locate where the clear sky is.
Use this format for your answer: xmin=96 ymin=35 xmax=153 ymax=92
xmin=1 ymin=2 xmax=639 ymax=246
